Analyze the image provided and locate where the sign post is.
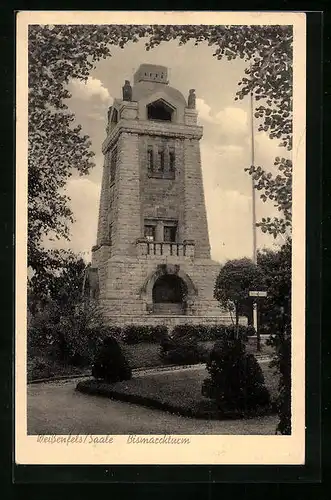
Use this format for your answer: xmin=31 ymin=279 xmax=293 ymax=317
xmin=249 ymin=291 xmax=267 ymax=352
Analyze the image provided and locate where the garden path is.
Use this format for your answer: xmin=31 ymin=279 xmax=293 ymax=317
xmin=28 ymin=369 xmax=277 ymax=436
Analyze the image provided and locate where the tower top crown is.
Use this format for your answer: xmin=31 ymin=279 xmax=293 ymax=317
xmin=133 ymin=64 xmax=168 ymax=85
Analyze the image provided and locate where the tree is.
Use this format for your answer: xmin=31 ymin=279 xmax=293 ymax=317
xmin=28 ymin=250 xmax=87 ymax=314
xmin=202 ymin=337 xmax=270 ymax=415
xmin=28 ymin=24 xmax=292 ymax=273
xmin=214 ymin=258 xmax=265 ymax=328
xmin=257 ymin=241 xmax=292 ymax=434
xmin=92 ymin=336 xmax=132 ymax=382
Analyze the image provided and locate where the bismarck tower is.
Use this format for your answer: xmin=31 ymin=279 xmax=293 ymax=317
xmin=86 ymin=64 xmax=232 ymax=327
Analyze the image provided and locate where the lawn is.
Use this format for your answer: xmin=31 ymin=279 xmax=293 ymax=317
xmin=77 ymin=361 xmax=279 ymax=420
xmin=121 ymin=342 xmax=163 ymax=369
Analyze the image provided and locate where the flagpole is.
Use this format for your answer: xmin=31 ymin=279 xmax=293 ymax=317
xmin=249 ymin=79 xmax=260 ymax=351
xmin=250 ymin=87 xmax=257 ymax=265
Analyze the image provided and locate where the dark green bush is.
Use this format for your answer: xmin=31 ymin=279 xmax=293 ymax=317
xmin=245 ymin=325 xmax=256 ymax=337
xmin=202 ymin=325 xmax=226 ymax=340
xmin=168 ymin=324 xmax=222 ymax=342
xmin=223 ymin=324 xmax=250 ymax=341
xmin=167 ymin=324 xmax=252 ymax=342
xmin=92 ymin=336 xmax=132 ymax=382
xmin=202 ymin=338 xmax=270 ymax=413
xmin=28 ymin=299 xmax=112 ymax=366
xmin=121 ymin=325 xmax=168 ymax=344
xmin=160 ymin=330 xmax=207 ymax=365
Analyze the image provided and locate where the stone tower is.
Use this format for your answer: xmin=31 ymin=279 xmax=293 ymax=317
xmin=88 ymin=64 xmax=231 ymax=327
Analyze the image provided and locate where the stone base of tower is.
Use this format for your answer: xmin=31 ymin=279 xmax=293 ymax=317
xmin=91 ymin=253 xmax=247 ymax=329
xmin=97 ymin=312 xmax=245 ymax=329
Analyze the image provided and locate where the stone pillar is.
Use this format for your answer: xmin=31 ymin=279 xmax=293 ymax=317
xmin=96 ymin=155 xmax=110 ymax=248
xmin=155 ymin=221 xmax=164 ymax=242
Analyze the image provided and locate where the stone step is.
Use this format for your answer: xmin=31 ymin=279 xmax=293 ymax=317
xmin=153 ymin=303 xmax=184 ymax=315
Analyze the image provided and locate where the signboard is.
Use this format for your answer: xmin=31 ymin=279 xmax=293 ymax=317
xmin=249 ymin=290 xmax=267 ymax=298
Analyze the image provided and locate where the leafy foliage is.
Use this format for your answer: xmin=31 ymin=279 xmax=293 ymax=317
xmin=202 ymin=337 xmax=270 ymax=413
xmin=245 ymin=156 xmax=292 ymax=238
xmin=28 ymin=252 xmax=109 ymax=366
xmin=28 ymin=296 xmax=110 ymax=366
xmin=257 ymin=241 xmax=292 ymax=434
xmin=214 ymin=258 xmax=265 ymax=326
xmin=28 ymin=251 xmax=87 ymax=313
xmin=121 ymin=325 xmax=169 ymax=344
xmin=160 ymin=328 xmax=207 ymax=365
xmin=92 ymin=336 xmax=132 ymax=382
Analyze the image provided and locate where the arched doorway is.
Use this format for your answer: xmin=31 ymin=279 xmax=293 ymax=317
xmin=141 ymin=264 xmax=197 ymax=315
xmin=152 ymin=274 xmax=188 ymax=314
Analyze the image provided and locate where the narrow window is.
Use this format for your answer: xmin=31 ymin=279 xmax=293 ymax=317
xmin=110 ymin=146 xmax=117 ymax=184
xmin=144 ymin=225 xmax=155 ymax=242
xmin=147 ymin=147 xmax=154 ymax=173
xmin=164 ymin=225 xmax=177 ymax=243
xmin=158 ymin=149 xmax=165 ymax=172
xmin=169 ymin=149 xmax=175 ymax=172
xmin=111 ymin=108 xmax=118 ymax=124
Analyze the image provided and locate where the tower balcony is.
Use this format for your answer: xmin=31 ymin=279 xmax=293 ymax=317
xmin=136 ymin=239 xmax=195 ymax=259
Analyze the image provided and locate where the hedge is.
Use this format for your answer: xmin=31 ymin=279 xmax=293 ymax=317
xmin=170 ymin=324 xmax=256 ymax=342
xmin=120 ymin=324 xmax=255 ymax=344
xmin=121 ymin=325 xmax=169 ymax=344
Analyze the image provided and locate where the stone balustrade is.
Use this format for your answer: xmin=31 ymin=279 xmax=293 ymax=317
xmin=136 ymin=238 xmax=195 ymax=258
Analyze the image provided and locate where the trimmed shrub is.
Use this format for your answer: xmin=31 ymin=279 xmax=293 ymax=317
xmin=92 ymin=336 xmax=132 ymax=382
xmin=167 ymin=324 xmax=253 ymax=342
xmin=245 ymin=325 xmax=256 ymax=337
xmin=121 ymin=325 xmax=168 ymax=344
xmin=168 ymin=324 xmax=222 ymax=342
xmin=202 ymin=337 xmax=270 ymax=413
xmin=160 ymin=328 xmax=207 ymax=365
xmin=222 ymin=324 xmax=249 ymax=341
xmin=202 ymin=325 xmax=226 ymax=341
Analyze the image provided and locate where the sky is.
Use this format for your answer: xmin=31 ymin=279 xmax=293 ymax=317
xmin=52 ymin=38 xmax=291 ymax=264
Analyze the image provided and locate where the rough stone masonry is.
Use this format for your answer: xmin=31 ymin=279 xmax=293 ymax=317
xmin=86 ymin=63 xmax=236 ymax=328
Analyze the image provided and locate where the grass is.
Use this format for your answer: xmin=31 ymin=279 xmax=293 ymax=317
xmin=121 ymin=342 xmax=163 ymax=369
xmin=77 ymin=361 xmax=279 ymax=420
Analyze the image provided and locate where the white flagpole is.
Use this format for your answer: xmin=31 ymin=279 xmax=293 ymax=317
xmin=249 ymin=75 xmax=260 ymax=350
xmin=250 ymin=86 xmax=257 ymax=265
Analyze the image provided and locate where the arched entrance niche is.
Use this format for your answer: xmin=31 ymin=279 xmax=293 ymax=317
xmin=152 ymin=274 xmax=188 ymax=304
xmin=140 ymin=264 xmax=197 ymax=315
